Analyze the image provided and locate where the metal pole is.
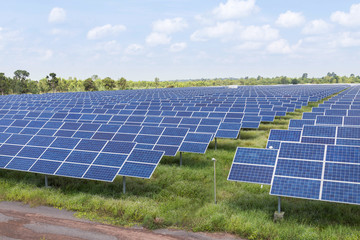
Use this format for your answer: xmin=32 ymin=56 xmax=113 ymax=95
xmin=123 ymin=176 xmax=126 ymax=194
xmin=180 ymin=152 xmax=182 ymax=166
xmin=278 ymin=196 xmax=281 ymax=213
xmin=212 ymin=158 xmax=217 ymax=204
xmin=45 ymin=175 xmax=48 ymax=187
xmin=215 ymin=138 xmax=217 ymax=150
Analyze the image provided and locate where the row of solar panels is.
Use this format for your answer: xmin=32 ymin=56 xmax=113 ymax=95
xmin=0 ymin=85 xmax=348 ymax=184
xmin=228 ymin=85 xmax=360 ymax=205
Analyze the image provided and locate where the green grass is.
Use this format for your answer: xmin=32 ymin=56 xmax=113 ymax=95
xmin=1 ymin=94 xmax=360 ymax=239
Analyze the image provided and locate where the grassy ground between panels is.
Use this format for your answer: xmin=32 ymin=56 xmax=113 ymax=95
xmin=1 ymin=94 xmax=360 ymax=240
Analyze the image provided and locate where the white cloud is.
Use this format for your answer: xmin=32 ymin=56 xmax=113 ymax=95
xmin=169 ymin=42 xmax=187 ymax=52
xmin=267 ymin=39 xmax=301 ymax=54
xmin=42 ymin=50 xmax=53 ymax=60
xmin=125 ymin=44 xmax=144 ymax=55
xmin=153 ymin=18 xmax=188 ymax=34
xmin=302 ymin=19 xmax=331 ymax=35
xmin=146 ymin=32 xmax=171 ymax=46
xmin=331 ymin=32 xmax=360 ymax=47
xmin=95 ymin=40 xmax=122 ymax=55
xmin=239 ymin=25 xmax=279 ymax=41
xmin=48 ymin=7 xmax=66 ymax=23
xmin=276 ymin=11 xmax=305 ymax=28
xmin=213 ymin=0 xmax=258 ymax=19
xmin=87 ymin=24 xmax=126 ymax=40
xmin=235 ymin=42 xmax=263 ymax=50
xmin=191 ymin=22 xmax=278 ymax=42
xmin=331 ymin=3 xmax=360 ymax=27
xmin=191 ymin=21 xmax=242 ymax=41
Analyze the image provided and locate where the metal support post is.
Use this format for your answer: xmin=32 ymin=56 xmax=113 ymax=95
xmin=215 ymin=138 xmax=217 ymax=150
xmin=212 ymin=158 xmax=217 ymax=204
xmin=180 ymin=152 xmax=182 ymax=166
xmin=278 ymin=196 xmax=281 ymax=213
xmin=123 ymin=176 xmax=126 ymax=194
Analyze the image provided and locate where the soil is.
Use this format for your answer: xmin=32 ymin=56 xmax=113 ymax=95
xmin=0 ymin=201 xmax=244 ymax=240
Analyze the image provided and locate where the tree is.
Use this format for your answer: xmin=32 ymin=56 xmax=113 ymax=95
xmin=154 ymin=77 xmax=159 ymax=88
xmin=102 ymin=77 xmax=116 ymax=90
xmin=83 ymin=78 xmax=97 ymax=91
xmin=280 ymin=76 xmax=289 ymax=84
xmin=13 ymin=70 xmax=30 ymax=94
xmin=39 ymin=78 xmax=51 ymax=93
xmin=117 ymin=77 xmax=127 ymax=90
xmin=291 ymin=78 xmax=299 ymax=84
xmin=0 ymin=73 xmax=11 ymax=95
xmin=46 ymin=72 xmax=59 ymax=93
xmin=301 ymin=73 xmax=308 ymax=79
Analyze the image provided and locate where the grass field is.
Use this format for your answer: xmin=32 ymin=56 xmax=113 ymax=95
xmin=1 ymin=97 xmax=360 ymax=240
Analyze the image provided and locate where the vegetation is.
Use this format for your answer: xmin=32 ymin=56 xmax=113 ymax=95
xmin=0 ymin=95 xmax=360 ymax=240
xmin=1 ymin=71 xmax=360 ymax=95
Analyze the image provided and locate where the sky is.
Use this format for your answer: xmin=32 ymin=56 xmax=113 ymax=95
xmin=1 ymin=0 xmax=360 ymax=81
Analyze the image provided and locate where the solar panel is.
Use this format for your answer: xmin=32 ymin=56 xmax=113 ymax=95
xmin=228 ymin=147 xmax=278 ymax=184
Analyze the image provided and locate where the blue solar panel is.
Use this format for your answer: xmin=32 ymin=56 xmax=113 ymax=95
xmin=126 ymin=149 xmax=163 ymax=164
xmin=30 ymin=160 xmax=62 ymax=174
xmin=316 ymin=116 xmax=343 ymax=125
xmin=215 ymin=130 xmax=238 ymax=139
xmin=301 ymin=137 xmax=335 ymax=145
xmin=241 ymin=122 xmax=260 ymax=129
xmin=6 ymin=157 xmax=36 ymax=171
xmin=134 ymin=135 xmax=159 ymax=144
xmin=102 ymin=141 xmax=136 ymax=154
xmin=324 ymin=162 xmax=360 ymax=183
xmin=228 ymin=164 xmax=274 ymax=184
xmin=0 ymin=144 xmax=23 ymax=156
xmin=93 ymin=153 xmax=127 ymax=167
xmin=153 ymin=145 xmax=178 ymax=156
xmin=321 ymin=181 xmax=360 ymax=204
xmin=233 ymin=148 xmax=278 ymax=166
xmin=17 ymin=146 xmax=46 ymax=158
xmin=139 ymin=126 xmax=164 ymax=135
xmin=179 ymin=142 xmax=208 ymax=153
xmin=288 ymin=119 xmax=315 ymax=129
xmin=50 ymin=137 xmax=79 ymax=149
xmin=344 ymin=117 xmax=360 ymax=126
xmin=271 ymin=176 xmax=321 ymax=200
xmin=113 ymin=133 xmax=136 ymax=142
xmin=65 ymin=151 xmax=98 ymax=164
xmin=302 ymin=125 xmax=336 ymax=138
xmin=268 ymin=130 xmax=301 ymax=141
xmin=0 ymin=156 xmax=12 ymax=168
xmin=83 ymin=165 xmax=120 ymax=181
xmin=337 ymin=127 xmax=360 ymax=139
xmin=118 ymin=162 xmax=157 ymax=178
xmin=41 ymin=148 xmax=71 ymax=161
xmin=156 ymin=136 xmax=183 ymax=146
xmin=55 ymin=163 xmax=89 ymax=178
xmin=75 ymin=139 xmax=106 ymax=151
xmin=6 ymin=134 xmax=32 ymax=145
xmin=183 ymin=133 xmax=212 ymax=143
xmin=326 ymin=145 xmax=360 ymax=163
xmin=275 ymin=158 xmax=323 ymax=179
xmin=278 ymin=142 xmax=325 ymax=161
xmin=162 ymin=127 xmax=188 ymax=137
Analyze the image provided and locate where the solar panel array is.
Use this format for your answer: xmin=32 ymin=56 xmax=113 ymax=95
xmin=229 ymin=85 xmax=360 ymax=206
xmin=0 ymin=84 xmax=348 ymax=182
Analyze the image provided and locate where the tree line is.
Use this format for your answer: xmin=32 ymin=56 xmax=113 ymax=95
xmin=1 ymin=70 xmax=360 ymax=95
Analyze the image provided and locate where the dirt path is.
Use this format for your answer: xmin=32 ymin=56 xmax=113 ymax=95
xmin=0 ymin=201 xmax=243 ymax=240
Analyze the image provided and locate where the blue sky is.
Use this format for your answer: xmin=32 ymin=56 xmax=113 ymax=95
xmin=1 ymin=0 xmax=360 ymax=81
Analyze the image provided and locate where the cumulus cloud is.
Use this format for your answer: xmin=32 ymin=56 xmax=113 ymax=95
xmin=153 ymin=18 xmax=187 ymax=34
xmin=331 ymin=32 xmax=360 ymax=47
xmin=276 ymin=11 xmax=305 ymax=28
xmin=302 ymin=19 xmax=331 ymax=35
xmin=48 ymin=7 xmax=66 ymax=23
xmin=191 ymin=21 xmax=242 ymax=41
xmin=169 ymin=42 xmax=187 ymax=52
xmin=125 ymin=44 xmax=144 ymax=55
xmin=235 ymin=42 xmax=263 ymax=50
xmin=95 ymin=40 xmax=122 ymax=55
xmin=146 ymin=32 xmax=171 ymax=46
xmin=213 ymin=0 xmax=258 ymax=19
xmin=267 ymin=39 xmax=301 ymax=54
xmin=87 ymin=24 xmax=126 ymax=40
xmin=191 ymin=22 xmax=278 ymax=42
xmin=331 ymin=3 xmax=360 ymax=27
xmin=239 ymin=25 xmax=279 ymax=41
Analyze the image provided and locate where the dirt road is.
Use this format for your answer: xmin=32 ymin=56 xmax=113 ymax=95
xmin=0 ymin=201 xmax=242 ymax=240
